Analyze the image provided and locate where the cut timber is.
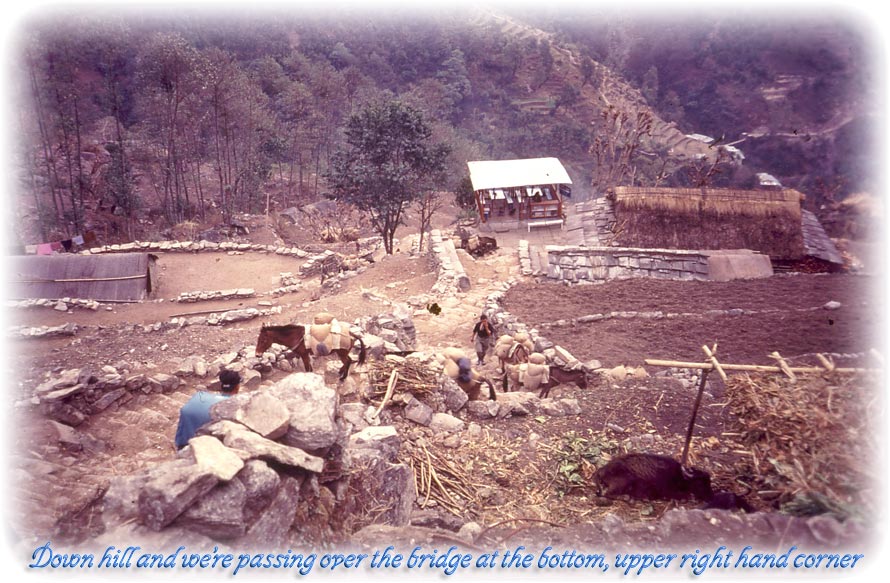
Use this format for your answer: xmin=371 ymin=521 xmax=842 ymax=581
xmin=645 ymin=359 xmax=879 ymax=374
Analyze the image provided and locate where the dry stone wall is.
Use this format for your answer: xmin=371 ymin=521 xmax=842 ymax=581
xmin=546 ymin=245 xmax=710 ymax=283
xmin=428 ymin=230 xmax=470 ymax=294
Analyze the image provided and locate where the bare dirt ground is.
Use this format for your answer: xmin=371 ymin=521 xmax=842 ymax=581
xmin=504 ymin=274 xmax=881 ymax=368
xmin=8 ymin=209 xmax=882 ymax=550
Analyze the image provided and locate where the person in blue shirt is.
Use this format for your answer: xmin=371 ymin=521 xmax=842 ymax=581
xmin=174 ymin=369 xmax=241 ymax=449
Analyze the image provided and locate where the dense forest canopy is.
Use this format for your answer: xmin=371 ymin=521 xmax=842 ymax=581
xmin=5 ymin=4 xmax=880 ymax=247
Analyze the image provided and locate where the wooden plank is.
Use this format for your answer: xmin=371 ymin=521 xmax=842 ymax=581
xmin=816 ymin=353 xmax=835 ymax=372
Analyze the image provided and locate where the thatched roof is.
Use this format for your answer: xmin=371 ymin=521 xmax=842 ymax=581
xmin=467 ymin=158 xmax=572 ymax=191
xmin=609 ymin=187 xmax=806 ymax=259
xmin=9 ymin=253 xmax=158 ymax=301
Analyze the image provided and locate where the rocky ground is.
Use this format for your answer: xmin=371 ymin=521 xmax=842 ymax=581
xmin=6 ymin=210 xmax=882 ymax=567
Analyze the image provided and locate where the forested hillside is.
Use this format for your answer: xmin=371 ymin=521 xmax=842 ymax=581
xmin=8 ymin=4 xmax=877 ymax=247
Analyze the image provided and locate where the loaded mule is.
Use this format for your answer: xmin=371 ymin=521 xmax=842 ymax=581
xmin=255 ymin=312 xmax=366 ymax=380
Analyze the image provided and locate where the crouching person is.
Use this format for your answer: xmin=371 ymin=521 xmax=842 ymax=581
xmin=174 ymin=369 xmax=241 ymax=449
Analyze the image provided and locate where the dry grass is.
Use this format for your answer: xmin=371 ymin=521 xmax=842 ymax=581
xmin=610 ymin=186 xmax=805 ymax=258
xmin=613 ymin=205 xmax=805 ymax=258
xmin=723 ymin=372 xmax=880 ymax=519
xmin=612 ymin=186 xmax=803 ymax=218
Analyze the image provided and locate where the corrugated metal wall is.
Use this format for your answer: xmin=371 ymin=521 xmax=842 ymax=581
xmin=9 ymin=253 xmax=157 ymax=301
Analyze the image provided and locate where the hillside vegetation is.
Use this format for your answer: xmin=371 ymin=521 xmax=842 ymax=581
xmin=9 ymin=5 xmax=876 ymax=246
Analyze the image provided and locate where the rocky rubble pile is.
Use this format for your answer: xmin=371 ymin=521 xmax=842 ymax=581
xmin=98 ymin=373 xmax=415 ymax=547
xmin=31 ymin=365 xmax=185 ymax=427
xmin=8 ymin=297 xmax=101 ymax=311
xmin=10 ymin=323 xmax=79 ymax=339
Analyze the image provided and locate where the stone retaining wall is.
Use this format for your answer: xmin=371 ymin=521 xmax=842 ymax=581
xmin=546 ymin=245 xmax=710 ymax=283
xmin=428 ymin=230 xmax=470 ymax=294
xmin=175 ymin=289 xmax=256 ymax=303
xmin=83 ymin=236 xmax=384 ymax=258
xmin=84 ymin=240 xmax=311 ymax=257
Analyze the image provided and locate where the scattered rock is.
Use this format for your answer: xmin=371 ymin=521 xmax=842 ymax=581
xmin=429 ymin=413 xmax=465 ymax=433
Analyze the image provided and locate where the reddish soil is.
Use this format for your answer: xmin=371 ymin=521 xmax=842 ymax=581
xmin=504 ymin=274 xmax=880 ymax=368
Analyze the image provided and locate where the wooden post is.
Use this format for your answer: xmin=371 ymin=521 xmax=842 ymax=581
xmin=373 ymin=369 xmax=398 ymax=418
xmin=681 ymin=344 xmax=715 ymax=468
xmin=702 ymin=344 xmax=727 ymax=382
xmin=769 ymin=351 xmax=796 ymax=382
xmin=816 ymin=353 xmax=835 ymax=373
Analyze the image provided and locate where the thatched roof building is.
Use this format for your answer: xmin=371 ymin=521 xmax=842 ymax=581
xmin=609 ymin=186 xmax=807 ymax=260
xmin=9 ymin=253 xmax=158 ymax=302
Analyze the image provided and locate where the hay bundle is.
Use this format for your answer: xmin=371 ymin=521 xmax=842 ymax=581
xmin=724 ymin=372 xmax=877 ymax=518
xmin=611 ymin=186 xmax=805 ymax=258
xmin=493 ymin=335 xmax=516 ymax=361
xmin=513 ymin=332 xmax=534 ymax=352
xmin=494 ymin=333 xmax=534 ymax=366
xmin=442 ymin=347 xmax=469 ymax=379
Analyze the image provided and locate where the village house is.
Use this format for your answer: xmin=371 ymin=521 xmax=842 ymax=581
xmin=467 ymin=158 xmax=573 ymax=231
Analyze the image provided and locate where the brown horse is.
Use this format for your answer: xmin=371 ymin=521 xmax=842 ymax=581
xmin=537 ymin=367 xmax=588 ymax=399
xmin=255 ymin=323 xmax=366 ymax=381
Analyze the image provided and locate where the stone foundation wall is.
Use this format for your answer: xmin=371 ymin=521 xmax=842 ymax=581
xmin=546 ymin=246 xmax=709 ymax=283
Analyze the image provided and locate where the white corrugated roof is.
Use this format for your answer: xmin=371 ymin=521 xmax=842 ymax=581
xmin=467 ymin=158 xmax=572 ymax=191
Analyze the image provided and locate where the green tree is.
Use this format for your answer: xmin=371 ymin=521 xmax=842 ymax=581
xmin=325 ymin=100 xmax=450 ymax=254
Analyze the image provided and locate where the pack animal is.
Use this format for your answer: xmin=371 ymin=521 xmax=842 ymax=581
xmin=441 ymin=348 xmax=496 ymax=401
xmin=255 ymin=322 xmax=366 ymax=381
xmin=455 ymin=357 xmax=496 ymax=401
xmin=493 ymin=334 xmax=532 ymax=373
xmin=536 ymin=366 xmax=589 ymax=398
xmin=591 ymin=453 xmax=713 ymax=501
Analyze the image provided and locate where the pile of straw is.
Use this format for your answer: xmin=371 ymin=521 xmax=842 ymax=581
xmin=724 ymin=372 xmax=878 ymax=518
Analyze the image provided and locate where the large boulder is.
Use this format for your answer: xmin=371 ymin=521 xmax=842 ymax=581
xmin=175 ymin=479 xmax=248 ymax=540
xmin=266 ymin=373 xmax=339 ymax=451
xmin=240 ymin=476 xmax=303 ymax=550
xmin=237 ymin=460 xmax=281 ymax=524
xmin=188 ymin=435 xmax=244 ymax=480
xmin=137 ymin=460 xmax=220 ymax=531
xmin=211 ymin=392 xmax=290 ymax=440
